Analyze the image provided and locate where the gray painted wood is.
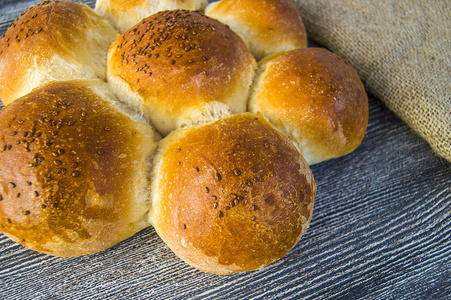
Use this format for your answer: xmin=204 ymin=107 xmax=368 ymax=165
xmin=0 ymin=1 xmax=449 ymax=299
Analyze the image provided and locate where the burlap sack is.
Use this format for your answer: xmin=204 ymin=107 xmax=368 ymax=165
xmin=294 ymin=0 xmax=450 ymax=162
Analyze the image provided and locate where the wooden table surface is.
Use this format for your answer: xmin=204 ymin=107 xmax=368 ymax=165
xmin=0 ymin=1 xmax=450 ymax=299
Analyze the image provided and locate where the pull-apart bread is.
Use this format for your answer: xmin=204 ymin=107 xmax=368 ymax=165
xmin=0 ymin=0 xmax=370 ymax=275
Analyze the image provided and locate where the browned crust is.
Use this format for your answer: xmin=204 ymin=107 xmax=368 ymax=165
xmin=251 ymin=48 xmax=369 ymax=163
xmin=0 ymin=0 xmax=116 ymax=105
xmin=105 ymin=0 xmax=205 ymax=12
xmin=0 ymin=80 xmax=155 ymax=257
xmin=108 ymin=9 xmax=255 ymax=116
xmin=152 ymin=113 xmax=316 ymax=274
xmin=206 ymin=0 xmax=307 ymax=59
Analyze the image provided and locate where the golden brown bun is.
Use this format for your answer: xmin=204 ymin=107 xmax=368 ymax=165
xmin=150 ymin=113 xmax=316 ymax=274
xmin=0 ymin=80 xmax=157 ymax=257
xmin=205 ymin=0 xmax=307 ymax=61
xmin=95 ymin=0 xmax=208 ymax=33
xmin=107 ymin=9 xmax=256 ymax=136
xmin=0 ymin=0 xmax=117 ymax=106
xmin=249 ymin=48 xmax=369 ymax=165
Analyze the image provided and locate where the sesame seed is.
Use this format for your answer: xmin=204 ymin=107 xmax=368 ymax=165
xmin=215 ymin=173 xmax=222 ymax=181
xmin=218 ymin=211 xmax=224 ymax=217
xmin=57 ymin=168 xmax=67 ymax=175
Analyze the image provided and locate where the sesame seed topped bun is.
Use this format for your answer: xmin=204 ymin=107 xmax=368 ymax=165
xmin=107 ymin=9 xmax=256 ymax=136
xmin=150 ymin=113 xmax=316 ymax=274
xmin=0 ymin=79 xmax=157 ymax=257
xmin=95 ymin=0 xmax=208 ymax=33
xmin=0 ymin=0 xmax=117 ymax=106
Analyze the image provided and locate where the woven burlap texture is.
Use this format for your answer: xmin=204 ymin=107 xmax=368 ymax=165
xmin=295 ymin=0 xmax=450 ymax=162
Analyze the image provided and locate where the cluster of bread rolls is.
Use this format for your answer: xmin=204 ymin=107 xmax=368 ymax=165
xmin=0 ymin=0 xmax=367 ymax=274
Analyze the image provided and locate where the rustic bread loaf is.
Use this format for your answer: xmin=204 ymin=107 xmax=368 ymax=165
xmin=0 ymin=79 xmax=157 ymax=257
xmin=107 ymin=9 xmax=256 ymax=136
xmin=150 ymin=113 xmax=316 ymax=274
xmin=205 ymin=0 xmax=308 ymax=61
xmin=0 ymin=0 xmax=117 ymax=106
xmin=249 ymin=48 xmax=369 ymax=165
xmin=0 ymin=1 xmax=371 ymax=275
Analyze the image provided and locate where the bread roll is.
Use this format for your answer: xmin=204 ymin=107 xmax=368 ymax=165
xmin=0 ymin=79 xmax=157 ymax=257
xmin=0 ymin=0 xmax=117 ymax=106
xmin=205 ymin=0 xmax=307 ymax=61
xmin=249 ymin=48 xmax=369 ymax=165
xmin=107 ymin=9 xmax=257 ymax=136
xmin=95 ymin=0 xmax=208 ymax=33
xmin=150 ymin=113 xmax=316 ymax=274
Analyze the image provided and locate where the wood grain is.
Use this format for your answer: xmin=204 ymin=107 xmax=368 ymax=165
xmin=0 ymin=1 xmax=450 ymax=299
